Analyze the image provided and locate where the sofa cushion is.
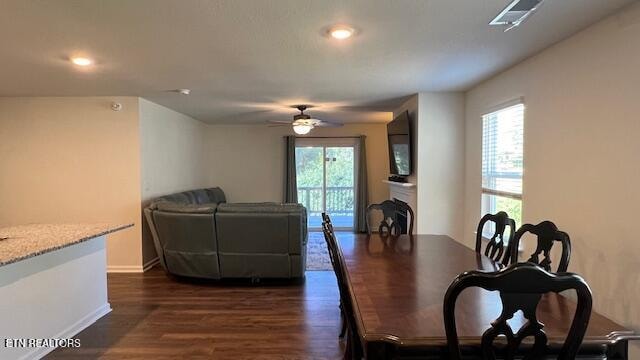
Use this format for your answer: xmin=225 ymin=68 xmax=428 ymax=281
xmin=216 ymin=212 xmax=291 ymax=253
xmin=156 ymin=202 xmax=217 ymax=214
xmin=216 ymin=202 xmax=307 ymax=255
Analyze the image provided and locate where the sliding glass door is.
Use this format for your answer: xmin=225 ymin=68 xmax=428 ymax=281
xmin=296 ymin=139 xmax=358 ymax=230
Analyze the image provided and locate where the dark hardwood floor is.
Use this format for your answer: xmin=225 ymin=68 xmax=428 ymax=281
xmin=47 ymin=267 xmax=343 ymax=359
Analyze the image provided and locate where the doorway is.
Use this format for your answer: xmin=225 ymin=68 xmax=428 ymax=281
xmin=295 ymin=138 xmax=359 ymax=230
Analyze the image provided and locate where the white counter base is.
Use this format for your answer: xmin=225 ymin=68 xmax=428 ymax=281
xmin=0 ymin=236 xmax=111 ymax=360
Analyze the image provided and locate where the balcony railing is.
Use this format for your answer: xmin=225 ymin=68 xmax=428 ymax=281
xmin=297 ymin=186 xmax=354 ymax=216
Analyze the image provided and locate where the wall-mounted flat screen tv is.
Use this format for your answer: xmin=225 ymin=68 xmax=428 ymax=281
xmin=387 ymin=111 xmax=412 ymax=176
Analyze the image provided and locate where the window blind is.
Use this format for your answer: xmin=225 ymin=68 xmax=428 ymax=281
xmin=482 ymin=103 xmax=524 ymax=199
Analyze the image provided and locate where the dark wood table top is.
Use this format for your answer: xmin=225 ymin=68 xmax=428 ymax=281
xmin=336 ymin=233 xmax=635 ymax=348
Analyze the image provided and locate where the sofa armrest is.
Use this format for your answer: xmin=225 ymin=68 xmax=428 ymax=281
xmin=143 ymin=207 xmax=167 ymax=270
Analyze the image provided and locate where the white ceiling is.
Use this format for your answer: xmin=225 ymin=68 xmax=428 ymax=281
xmin=0 ymin=0 xmax=634 ymax=124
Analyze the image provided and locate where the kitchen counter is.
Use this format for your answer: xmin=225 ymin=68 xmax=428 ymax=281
xmin=0 ymin=223 xmax=132 ymax=267
xmin=0 ymin=222 xmax=132 ymax=359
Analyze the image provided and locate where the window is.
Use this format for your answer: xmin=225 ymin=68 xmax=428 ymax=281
xmin=295 ymin=138 xmax=359 ymax=230
xmin=481 ymin=102 xmax=524 ymax=237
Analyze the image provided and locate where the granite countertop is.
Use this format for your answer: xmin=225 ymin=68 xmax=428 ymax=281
xmin=0 ymin=223 xmax=133 ymax=267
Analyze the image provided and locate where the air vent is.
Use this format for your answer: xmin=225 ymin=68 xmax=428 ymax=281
xmin=490 ymin=0 xmax=545 ymax=30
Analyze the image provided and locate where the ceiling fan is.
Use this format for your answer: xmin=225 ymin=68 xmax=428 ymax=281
xmin=267 ymin=105 xmax=343 ymax=134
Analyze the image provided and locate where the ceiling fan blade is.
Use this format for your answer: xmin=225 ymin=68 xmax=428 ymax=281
xmin=267 ymin=124 xmax=291 ymax=127
xmin=267 ymin=120 xmax=294 ymax=125
xmin=315 ymin=120 xmax=343 ymax=128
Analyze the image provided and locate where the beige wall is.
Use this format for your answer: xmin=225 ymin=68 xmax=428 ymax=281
xmin=205 ymin=123 xmax=389 ymax=208
xmin=0 ymin=97 xmax=389 ymax=268
xmin=139 ymin=98 xmax=210 ymax=265
xmin=0 ymin=97 xmax=142 ymax=269
xmin=463 ymin=2 xmax=640 ymax=354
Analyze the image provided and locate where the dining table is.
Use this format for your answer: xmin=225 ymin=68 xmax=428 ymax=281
xmin=335 ymin=232 xmax=637 ymax=359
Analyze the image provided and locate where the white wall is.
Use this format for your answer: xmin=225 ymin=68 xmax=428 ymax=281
xmin=139 ymin=98 xmax=209 ymax=199
xmin=416 ymin=92 xmax=465 ymax=240
xmin=139 ymin=98 xmax=210 ymax=265
xmin=204 ymin=123 xmax=390 ymax=207
xmin=393 ymin=93 xmax=465 ymax=238
xmin=463 ymin=2 xmax=640 ymax=354
xmin=0 ymin=97 xmax=142 ymax=269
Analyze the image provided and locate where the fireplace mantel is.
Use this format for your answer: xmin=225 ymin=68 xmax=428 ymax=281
xmin=382 ymin=180 xmax=416 ymax=188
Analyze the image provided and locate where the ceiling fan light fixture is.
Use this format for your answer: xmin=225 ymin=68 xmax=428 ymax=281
xmin=70 ymin=56 xmax=93 ymax=67
xmin=293 ymin=123 xmax=313 ymax=135
xmin=327 ymin=25 xmax=355 ymax=40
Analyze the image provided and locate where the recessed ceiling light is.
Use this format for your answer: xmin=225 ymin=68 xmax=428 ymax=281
xmin=176 ymin=89 xmax=191 ymax=95
xmin=328 ymin=25 xmax=355 ymax=40
xmin=70 ymin=57 xmax=93 ymax=66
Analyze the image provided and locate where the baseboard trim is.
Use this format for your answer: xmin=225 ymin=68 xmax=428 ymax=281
xmin=107 ymin=265 xmax=143 ymax=273
xmin=21 ymin=303 xmax=112 ymax=360
xmin=107 ymin=257 xmax=159 ymax=273
xmin=143 ymin=257 xmax=159 ymax=272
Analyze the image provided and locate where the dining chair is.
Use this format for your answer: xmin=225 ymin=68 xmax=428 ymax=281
xmin=507 ymin=220 xmax=571 ymax=272
xmin=322 ymin=213 xmax=363 ymax=360
xmin=475 ymin=211 xmax=516 ymax=265
xmin=321 ymin=213 xmax=343 ymax=337
xmin=322 ymin=212 xmax=334 ymax=233
xmin=365 ymin=199 xmax=414 ymax=235
xmin=365 ymin=200 xmax=399 ymax=235
xmin=394 ymin=199 xmax=415 ymax=236
xmin=444 ymin=263 xmax=593 ymax=360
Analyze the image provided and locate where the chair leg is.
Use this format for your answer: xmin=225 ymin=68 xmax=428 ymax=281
xmin=339 ymin=303 xmax=347 ymax=339
xmin=344 ymin=329 xmax=353 ymax=360
xmin=344 ymin=326 xmax=362 ymax=360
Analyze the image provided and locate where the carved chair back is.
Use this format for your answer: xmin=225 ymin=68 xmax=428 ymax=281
xmin=321 ymin=212 xmax=334 ymax=233
xmin=476 ymin=211 xmax=516 ymax=265
xmin=366 ymin=200 xmax=399 ymax=235
xmin=395 ymin=199 xmax=415 ymax=236
xmin=508 ymin=221 xmax=571 ymax=272
xmin=444 ymin=263 xmax=592 ymax=360
xmin=365 ymin=199 xmax=414 ymax=235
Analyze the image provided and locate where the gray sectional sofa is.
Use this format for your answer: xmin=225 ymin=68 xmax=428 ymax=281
xmin=144 ymin=188 xmax=307 ymax=280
